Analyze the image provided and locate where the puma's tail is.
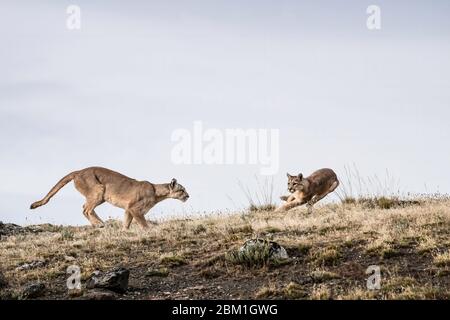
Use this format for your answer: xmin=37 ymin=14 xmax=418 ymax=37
xmin=30 ymin=171 xmax=78 ymax=209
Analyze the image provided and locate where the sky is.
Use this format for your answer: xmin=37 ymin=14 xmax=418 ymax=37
xmin=1 ymin=0 xmax=449 ymax=226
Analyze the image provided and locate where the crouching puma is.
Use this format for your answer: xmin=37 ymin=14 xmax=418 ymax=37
xmin=30 ymin=167 xmax=189 ymax=229
xmin=276 ymin=168 xmax=339 ymax=213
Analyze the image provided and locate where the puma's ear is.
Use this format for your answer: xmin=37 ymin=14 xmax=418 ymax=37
xmin=170 ymin=178 xmax=177 ymax=189
xmin=287 ymin=173 xmax=292 ymax=178
xmin=298 ymin=173 xmax=303 ymax=180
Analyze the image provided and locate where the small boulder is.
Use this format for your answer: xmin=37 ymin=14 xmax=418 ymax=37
xmin=16 ymin=260 xmax=47 ymax=271
xmin=240 ymin=239 xmax=289 ymax=260
xmin=86 ymin=267 xmax=130 ymax=293
xmin=20 ymin=283 xmax=46 ymax=299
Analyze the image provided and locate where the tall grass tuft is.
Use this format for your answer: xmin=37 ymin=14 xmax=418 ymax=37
xmin=335 ymin=164 xmax=402 ymax=201
xmin=237 ymin=175 xmax=276 ymax=212
xmin=335 ymin=164 xmax=449 ymax=209
xmin=335 ymin=164 xmax=415 ymax=209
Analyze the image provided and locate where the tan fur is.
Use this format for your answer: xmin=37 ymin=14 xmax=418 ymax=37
xmin=30 ymin=167 xmax=189 ymax=229
xmin=276 ymin=168 xmax=339 ymax=213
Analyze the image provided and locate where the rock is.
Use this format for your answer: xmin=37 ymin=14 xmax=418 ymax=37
xmin=20 ymin=283 xmax=46 ymax=299
xmin=0 ymin=222 xmax=48 ymax=239
xmin=0 ymin=271 xmax=8 ymax=289
xmin=16 ymin=260 xmax=47 ymax=271
xmin=240 ymin=239 xmax=289 ymax=260
xmin=86 ymin=267 xmax=130 ymax=293
xmin=82 ymin=289 xmax=117 ymax=300
xmin=0 ymin=221 xmax=25 ymax=238
xmin=0 ymin=222 xmax=56 ymax=239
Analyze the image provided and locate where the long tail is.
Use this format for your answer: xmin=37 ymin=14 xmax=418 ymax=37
xmin=30 ymin=171 xmax=78 ymax=209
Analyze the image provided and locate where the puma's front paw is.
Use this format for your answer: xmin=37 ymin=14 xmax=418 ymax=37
xmin=280 ymin=195 xmax=289 ymax=201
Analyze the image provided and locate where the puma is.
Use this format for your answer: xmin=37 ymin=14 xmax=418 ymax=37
xmin=276 ymin=168 xmax=339 ymax=213
xmin=30 ymin=167 xmax=189 ymax=229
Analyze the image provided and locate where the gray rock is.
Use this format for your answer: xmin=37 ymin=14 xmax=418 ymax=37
xmin=0 ymin=222 xmax=48 ymax=239
xmin=0 ymin=221 xmax=25 ymax=238
xmin=240 ymin=239 xmax=289 ymax=260
xmin=20 ymin=283 xmax=46 ymax=299
xmin=86 ymin=267 xmax=129 ymax=293
xmin=16 ymin=260 xmax=47 ymax=271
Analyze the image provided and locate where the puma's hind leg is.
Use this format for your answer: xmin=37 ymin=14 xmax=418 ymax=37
xmin=306 ymin=180 xmax=340 ymax=214
xmin=74 ymin=174 xmax=106 ymax=227
xmin=312 ymin=180 xmax=340 ymax=205
xmin=82 ymin=197 xmax=105 ymax=227
xmin=328 ymin=180 xmax=339 ymax=193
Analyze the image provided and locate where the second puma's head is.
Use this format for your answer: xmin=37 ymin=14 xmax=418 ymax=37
xmin=286 ymin=173 xmax=309 ymax=193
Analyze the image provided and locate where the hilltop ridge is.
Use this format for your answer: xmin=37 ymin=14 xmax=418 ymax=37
xmin=1 ymin=199 xmax=449 ymax=300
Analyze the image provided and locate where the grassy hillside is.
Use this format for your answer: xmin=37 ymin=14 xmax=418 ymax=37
xmin=1 ymin=198 xmax=450 ymax=300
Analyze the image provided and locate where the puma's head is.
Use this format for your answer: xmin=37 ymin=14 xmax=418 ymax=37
xmin=287 ymin=173 xmax=308 ymax=193
xmin=168 ymin=178 xmax=190 ymax=202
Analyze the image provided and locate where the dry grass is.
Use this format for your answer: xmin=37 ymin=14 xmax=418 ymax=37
xmin=0 ymin=197 xmax=449 ymax=299
xmin=310 ymin=284 xmax=333 ymax=300
xmin=310 ymin=270 xmax=340 ymax=282
xmin=433 ymin=250 xmax=450 ymax=267
xmin=255 ymin=284 xmax=279 ymax=299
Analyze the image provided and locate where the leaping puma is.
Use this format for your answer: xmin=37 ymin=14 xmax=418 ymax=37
xmin=30 ymin=167 xmax=189 ymax=229
xmin=276 ymin=168 xmax=339 ymax=213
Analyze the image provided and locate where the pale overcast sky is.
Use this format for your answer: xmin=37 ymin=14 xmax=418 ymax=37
xmin=1 ymin=1 xmax=449 ymax=225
